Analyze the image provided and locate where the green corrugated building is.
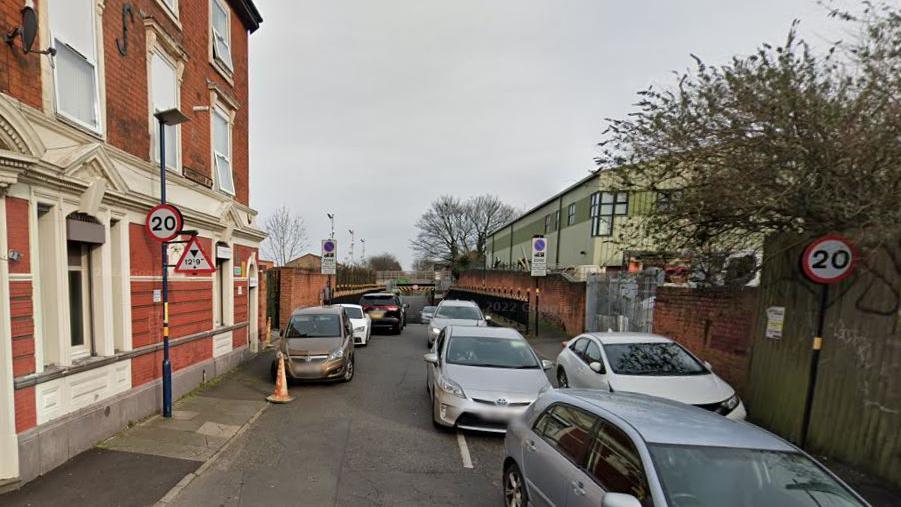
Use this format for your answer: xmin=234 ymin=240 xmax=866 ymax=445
xmin=485 ymin=169 xmax=655 ymax=271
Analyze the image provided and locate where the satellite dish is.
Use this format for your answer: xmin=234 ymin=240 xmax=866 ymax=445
xmin=4 ymin=6 xmax=54 ymax=56
xmin=21 ymin=7 xmax=37 ymax=53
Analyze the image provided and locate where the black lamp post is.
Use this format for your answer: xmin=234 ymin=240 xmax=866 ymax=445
xmin=153 ymin=108 xmax=189 ymax=418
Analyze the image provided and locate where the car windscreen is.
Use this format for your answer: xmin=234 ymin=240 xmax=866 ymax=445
xmin=649 ymin=444 xmax=866 ymax=507
xmin=435 ymin=305 xmax=482 ymax=320
xmin=445 ymin=336 xmax=538 ymax=368
xmin=285 ymin=314 xmax=342 ymax=338
xmin=361 ymin=296 xmax=396 ymax=306
xmin=603 ymin=342 xmax=707 ymax=376
xmin=343 ymin=307 xmax=363 ymax=319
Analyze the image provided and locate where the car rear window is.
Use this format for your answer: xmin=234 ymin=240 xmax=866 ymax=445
xmin=361 ymin=295 xmax=396 ymax=306
xmin=343 ymin=307 xmax=363 ymax=319
xmin=435 ymin=305 xmax=482 ymax=320
xmin=285 ymin=314 xmax=341 ymax=338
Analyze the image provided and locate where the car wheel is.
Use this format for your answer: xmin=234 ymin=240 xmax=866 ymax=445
xmin=503 ymin=462 xmax=529 ymax=507
xmin=342 ymin=357 xmax=355 ymax=382
xmin=556 ymin=367 xmax=569 ymax=388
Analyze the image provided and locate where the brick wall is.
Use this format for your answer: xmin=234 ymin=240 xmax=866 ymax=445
xmin=456 ymin=270 xmax=587 ymax=335
xmin=653 ymin=287 xmax=758 ymax=397
xmin=274 ymin=268 xmax=329 ymax=329
xmin=0 ymin=1 xmax=43 ymax=109
xmin=131 ymin=337 xmax=213 ymax=387
xmin=6 ymin=197 xmax=36 ymax=433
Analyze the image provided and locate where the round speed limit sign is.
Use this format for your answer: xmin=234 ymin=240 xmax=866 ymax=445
xmin=801 ymin=235 xmax=857 ymax=284
xmin=145 ymin=204 xmax=183 ymax=242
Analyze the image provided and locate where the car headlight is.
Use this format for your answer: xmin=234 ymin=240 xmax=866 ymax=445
xmin=437 ymin=375 xmax=466 ymax=399
xmin=721 ymin=394 xmax=740 ymax=412
xmin=354 ymin=325 xmax=365 ymax=332
xmin=431 ymin=327 xmax=441 ymax=335
xmin=328 ymin=348 xmax=345 ymax=361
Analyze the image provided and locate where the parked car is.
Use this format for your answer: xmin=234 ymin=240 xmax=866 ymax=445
xmin=339 ymin=303 xmax=371 ymax=346
xmin=427 ymin=299 xmax=489 ymax=348
xmin=425 ymin=326 xmax=552 ymax=432
xmin=504 ymin=389 xmax=870 ymax=507
xmin=555 ymin=332 xmax=746 ymax=420
xmin=420 ymin=305 xmax=437 ymax=324
xmin=273 ymin=306 xmax=355 ymax=382
xmin=360 ymin=292 xmax=408 ymax=334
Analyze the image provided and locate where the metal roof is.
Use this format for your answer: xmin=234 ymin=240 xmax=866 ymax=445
xmin=559 ymin=390 xmax=794 ymax=451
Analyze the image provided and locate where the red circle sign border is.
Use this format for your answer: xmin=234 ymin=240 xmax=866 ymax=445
xmin=145 ymin=203 xmax=184 ymax=243
xmin=801 ymin=234 xmax=858 ymax=285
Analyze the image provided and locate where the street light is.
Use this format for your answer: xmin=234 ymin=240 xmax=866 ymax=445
xmin=154 ymin=107 xmax=189 ymax=418
xmin=327 ymin=213 xmax=335 ymax=239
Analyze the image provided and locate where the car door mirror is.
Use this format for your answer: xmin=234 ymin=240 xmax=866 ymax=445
xmin=541 ymin=359 xmax=553 ymax=370
xmin=484 ymin=315 xmax=492 ymax=321
xmin=423 ymin=353 xmax=439 ymax=365
xmin=589 ymin=361 xmax=605 ymax=374
xmin=704 ymin=360 xmax=713 ymax=371
xmin=602 ymin=493 xmax=642 ymax=507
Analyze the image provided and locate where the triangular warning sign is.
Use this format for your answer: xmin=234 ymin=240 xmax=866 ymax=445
xmin=174 ymin=237 xmax=216 ymax=274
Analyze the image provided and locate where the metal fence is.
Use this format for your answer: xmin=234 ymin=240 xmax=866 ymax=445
xmin=585 ymin=272 xmax=660 ymax=333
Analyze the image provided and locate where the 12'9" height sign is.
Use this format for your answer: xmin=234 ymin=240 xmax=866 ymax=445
xmin=801 ymin=234 xmax=857 ymax=284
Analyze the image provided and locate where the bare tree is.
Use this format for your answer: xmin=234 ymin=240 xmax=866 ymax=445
xmin=366 ymin=253 xmax=402 ymax=271
xmin=261 ymin=205 xmax=309 ymax=266
xmin=596 ymin=4 xmax=901 ymax=280
xmin=411 ymin=195 xmax=470 ymax=266
xmin=465 ymin=194 xmax=517 ymax=263
xmin=411 ymin=194 xmax=517 ymax=273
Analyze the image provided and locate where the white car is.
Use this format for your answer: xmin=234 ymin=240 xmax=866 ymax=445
xmin=555 ymin=332 xmax=747 ymax=420
xmin=340 ymin=304 xmax=371 ymax=346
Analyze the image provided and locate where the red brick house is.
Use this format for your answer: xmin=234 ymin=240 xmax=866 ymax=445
xmin=0 ymin=0 xmax=263 ymax=485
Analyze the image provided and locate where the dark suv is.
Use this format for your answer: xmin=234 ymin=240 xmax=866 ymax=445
xmin=360 ymin=292 xmax=407 ymax=334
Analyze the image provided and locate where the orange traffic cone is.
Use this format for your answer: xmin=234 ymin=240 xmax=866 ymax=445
xmin=267 ymin=351 xmax=294 ymax=403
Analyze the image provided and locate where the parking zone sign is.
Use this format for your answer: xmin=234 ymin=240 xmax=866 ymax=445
xmin=321 ymin=239 xmax=337 ymax=275
xmin=531 ymin=236 xmax=547 ymax=277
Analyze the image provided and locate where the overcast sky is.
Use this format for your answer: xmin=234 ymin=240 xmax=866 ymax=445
xmin=248 ymin=0 xmax=846 ymax=268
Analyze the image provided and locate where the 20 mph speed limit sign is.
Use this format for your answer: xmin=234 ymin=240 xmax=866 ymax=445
xmin=145 ymin=204 xmax=183 ymax=242
xmin=801 ymin=235 xmax=857 ymax=284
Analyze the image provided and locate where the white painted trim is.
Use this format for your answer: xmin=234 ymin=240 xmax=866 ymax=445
xmin=34 ymin=360 xmax=131 ymax=425
xmin=212 ymin=331 xmax=232 ymax=358
xmin=8 ymin=274 xmax=32 ymax=281
xmin=0 ymin=197 xmax=21 ymax=479
xmin=111 ymin=218 xmax=132 ymax=352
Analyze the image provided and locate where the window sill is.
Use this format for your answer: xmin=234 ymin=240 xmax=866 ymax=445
xmin=56 ymin=113 xmax=105 ymax=142
xmin=210 ymin=58 xmax=235 ymax=87
xmin=153 ymin=0 xmax=183 ymax=31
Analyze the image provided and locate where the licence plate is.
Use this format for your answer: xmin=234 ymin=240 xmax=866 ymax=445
xmin=369 ymin=311 xmax=385 ymax=319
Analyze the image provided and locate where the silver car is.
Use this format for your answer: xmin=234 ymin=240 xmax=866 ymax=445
xmin=427 ymin=299 xmax=489 ymax=348
xmin=503 ymin=389 xmax=871 ymax=507
xmin=425 ymin=326 xmax=552 ymax=433
xmin=420 ymin=305 xmax=437 ymax=324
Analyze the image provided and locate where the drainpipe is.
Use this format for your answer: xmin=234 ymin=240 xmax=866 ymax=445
xmin=555 ymin=195 xmax=563 ymax=268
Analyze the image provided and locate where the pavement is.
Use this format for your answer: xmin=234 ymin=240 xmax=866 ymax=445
xmin=2 ymin=294 xmax=899 ymax=507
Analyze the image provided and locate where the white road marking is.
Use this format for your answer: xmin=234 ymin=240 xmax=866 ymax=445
xmin=457 ymin=432 xmax=474 ymax=469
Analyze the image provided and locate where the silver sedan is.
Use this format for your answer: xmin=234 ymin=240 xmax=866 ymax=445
xmin=425 ymin=326 xmax=552 ymax=433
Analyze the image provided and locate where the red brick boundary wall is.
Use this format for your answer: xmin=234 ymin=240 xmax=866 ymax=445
xmin=456 ymin=270 xmax=586 ymax=335
xmin=653 ymin=287 xmax=758 ymax=397
xmin=273 ymin=268 xmax=329 ymax=329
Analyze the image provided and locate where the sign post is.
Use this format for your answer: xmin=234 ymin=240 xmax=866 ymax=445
xmin=322 ymin=239 xmax=337 ymax=304
xmin=531 ymin=236 xmax=547 ymax=336
xmin=798 ymin=234 xmax=857 ymax=448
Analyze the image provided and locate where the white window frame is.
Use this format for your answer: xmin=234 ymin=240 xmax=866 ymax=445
xmin=567 ymin=203 xmax=576 ymax=226
xmin=48 ymin=0 xmax=102 ymax=133
xmin=590 ymin=191 xmax=629 ymax=237
xmin=67 ymin=242 xmax=93 ymax=361
xmin=212 ymin=106 xmax=235 ymax=195
xmin=211 ymin=0 xmax=233 ymax=72
xmin=157 ymin=0 xmax=179 ymax=19
xmin=150 ymin=49 xmax=182 ymax=173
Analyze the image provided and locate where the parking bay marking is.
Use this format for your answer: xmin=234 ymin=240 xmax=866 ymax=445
xmin=457 ymin=432 xmax=473 ymax=469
